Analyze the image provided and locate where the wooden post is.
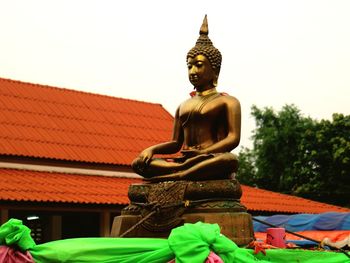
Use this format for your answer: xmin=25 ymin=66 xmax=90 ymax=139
xmin=51 ymin=215 xmax=62 ymax=241
xmin=100 ymin=211 xmax=111 ymax=237
xmin=0 ymin=209 xmax=8 ymax=225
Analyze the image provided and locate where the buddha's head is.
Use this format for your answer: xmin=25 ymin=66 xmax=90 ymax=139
xmin=187 ymin=15 xmax=222 ymax=89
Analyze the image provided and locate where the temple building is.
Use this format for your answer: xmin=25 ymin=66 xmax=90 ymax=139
xmin=0 ymin=77 xmax=348 ymax=243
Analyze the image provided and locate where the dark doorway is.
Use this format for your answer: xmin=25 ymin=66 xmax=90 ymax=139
xmin=61 ymin=212 xmax=99 ymax=238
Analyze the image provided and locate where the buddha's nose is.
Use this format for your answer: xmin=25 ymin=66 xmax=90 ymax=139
xmin=189 ymin=66 xmax=197 ymax=75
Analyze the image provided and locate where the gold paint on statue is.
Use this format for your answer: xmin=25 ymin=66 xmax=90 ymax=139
xmin=195 ymin=87 xmax=217 ymax=96
xmin=132 ymin=15 xmax=241 ymax=182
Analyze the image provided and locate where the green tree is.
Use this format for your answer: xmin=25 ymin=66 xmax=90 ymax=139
xmin=237 ymin=105 xmax=350 ymax=207
xmin=236 ymin=146 xmax=257 ymax=186
xmin=294 ymin=113 xmax=350 ymax=205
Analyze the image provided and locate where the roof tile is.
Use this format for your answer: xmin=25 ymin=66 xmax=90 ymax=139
xmin=241 ymin=185 xmax=349 ymax=213
xmin=0 ymin=168 xmax=348 ymax=213
xmin=0 ymin=77 xmax=173 ymax=165
xmin=0 ymin=168 xmax=139 ymax=205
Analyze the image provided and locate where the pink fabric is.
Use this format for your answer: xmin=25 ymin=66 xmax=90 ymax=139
xmin=205 ymin=251 xmax=224 ymax=263
xmin=0 ymin=246 xmax=34 ymax=263
xmin=168 ymin=251 xmax=223 ymax=263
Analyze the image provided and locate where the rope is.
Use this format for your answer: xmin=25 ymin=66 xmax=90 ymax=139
xmin=132 ymin=198 xmax=240 ymax=208
xmin=119 ymin=210 xmax=157 ymax=237
xmin=119 ymin=182 xmax=182 ymax=237
xmin=119 ymin=197 xmax=239 ymax=237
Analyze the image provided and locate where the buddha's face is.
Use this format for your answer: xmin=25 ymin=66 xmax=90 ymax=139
xmin=187 ymin=54 xmax=216 ymax=91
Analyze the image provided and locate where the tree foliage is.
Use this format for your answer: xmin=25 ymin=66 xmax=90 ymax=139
xmin=237 ymin=105 xmax=350 ymax=207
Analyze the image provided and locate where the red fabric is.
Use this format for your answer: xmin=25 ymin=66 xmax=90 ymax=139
xmin=247 ymin=240 xmax=298 ymax=255
xmin=190 ymin=91 xmax=196 ymax=97
xmin=0 ymin=246 xmax=34 ymax=263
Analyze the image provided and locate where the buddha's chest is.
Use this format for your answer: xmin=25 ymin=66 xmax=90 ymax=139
xmin=179 ymin=96 xmax=224 ymax=126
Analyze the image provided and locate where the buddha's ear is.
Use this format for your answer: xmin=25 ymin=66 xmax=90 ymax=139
xmin=216 ymin=66 xmax=221 ymax=75
xmin=213 ymin=75 xmax=218 ymax=87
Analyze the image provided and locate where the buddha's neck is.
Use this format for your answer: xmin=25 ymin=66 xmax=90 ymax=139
xmin=196 ymin=87 xmax=217 ymax=96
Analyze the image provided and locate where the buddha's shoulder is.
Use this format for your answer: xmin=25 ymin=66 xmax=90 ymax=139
xmin=217 ymin=92 xmax=240 ymax=105
xmin=179 ymin=96 xmax=195 ymax=106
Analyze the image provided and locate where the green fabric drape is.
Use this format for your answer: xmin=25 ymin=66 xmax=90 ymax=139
xmin=168 ymin=222 xmax=260 ymax=263
xmin=0 ymin=219 xmax=35 ymax=251
xmin=31 ymin=237 xmax=172 ymax=263
xmin=252 ymin=249 xmax=350 ymax=263
xmin=31 ymin=222 xmax=262 ymax=263
xmin=1 ymin=219 xmax=349 ymax=263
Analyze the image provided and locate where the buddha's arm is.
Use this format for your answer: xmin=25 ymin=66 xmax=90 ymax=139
xmin=138 ymin=108 xmax=184 ymax=164
xmin=201 ymin=97 xmax=241 ymax=154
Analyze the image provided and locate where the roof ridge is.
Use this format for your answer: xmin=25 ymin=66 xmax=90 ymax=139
xmin=0 ymin=76 xmax=164 ymax=107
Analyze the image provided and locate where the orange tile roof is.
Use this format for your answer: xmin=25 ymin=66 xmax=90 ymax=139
xmin=1 ymin=168 xmax=348 ymax=213
xmin=0 ymin=168 xmax=140 ymax=205
xmin=241 ymin=185 xmax=350 ymax=214
xmin=0 ymin=77 xmax=173 ymax=166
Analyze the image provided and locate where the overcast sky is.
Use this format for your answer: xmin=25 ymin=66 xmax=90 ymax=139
xmin=1 ymin=0 xmax=349 ymax=150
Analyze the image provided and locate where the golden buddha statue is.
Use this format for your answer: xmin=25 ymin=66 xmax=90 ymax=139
xmin=132 ymin=15 xmax=241 ymax=182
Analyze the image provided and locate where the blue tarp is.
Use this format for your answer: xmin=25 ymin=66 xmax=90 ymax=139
xmin=253 ymin=212 xmax=350 ymax=232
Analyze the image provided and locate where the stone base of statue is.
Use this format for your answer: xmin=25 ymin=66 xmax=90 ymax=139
xmin=110 ymin=179 xmax=254 ymax=246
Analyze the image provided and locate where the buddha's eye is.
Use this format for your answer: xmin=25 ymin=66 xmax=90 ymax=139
xmin=196 ymin=62 xmax=203 ymax=67
xmin=187 ymin=64 xmax=192 ymax=69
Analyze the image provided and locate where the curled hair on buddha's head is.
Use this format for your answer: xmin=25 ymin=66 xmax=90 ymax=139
xmin=186 ymin=15 xmax=222 ymax=75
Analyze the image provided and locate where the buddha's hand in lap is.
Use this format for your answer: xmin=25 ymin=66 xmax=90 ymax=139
xmin=132 ymin=149 xmax=153 ymax=175
xmin=138 ymin=149 xmax=153 ymax=165
xmin=181 ymin=149 xmax=202 ymax=158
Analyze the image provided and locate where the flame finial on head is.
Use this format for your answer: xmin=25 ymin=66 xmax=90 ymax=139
xmin=187 ymin=15 xmax=222 ymax=72
xmin=199 ymin=14 xmax=208 ymax=35
xmin=195 ymin=15 xmax=213 ymax=46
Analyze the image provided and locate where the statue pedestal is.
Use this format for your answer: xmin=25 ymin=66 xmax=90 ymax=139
xmin=111 ymin=179 xmax=254 ymax=246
